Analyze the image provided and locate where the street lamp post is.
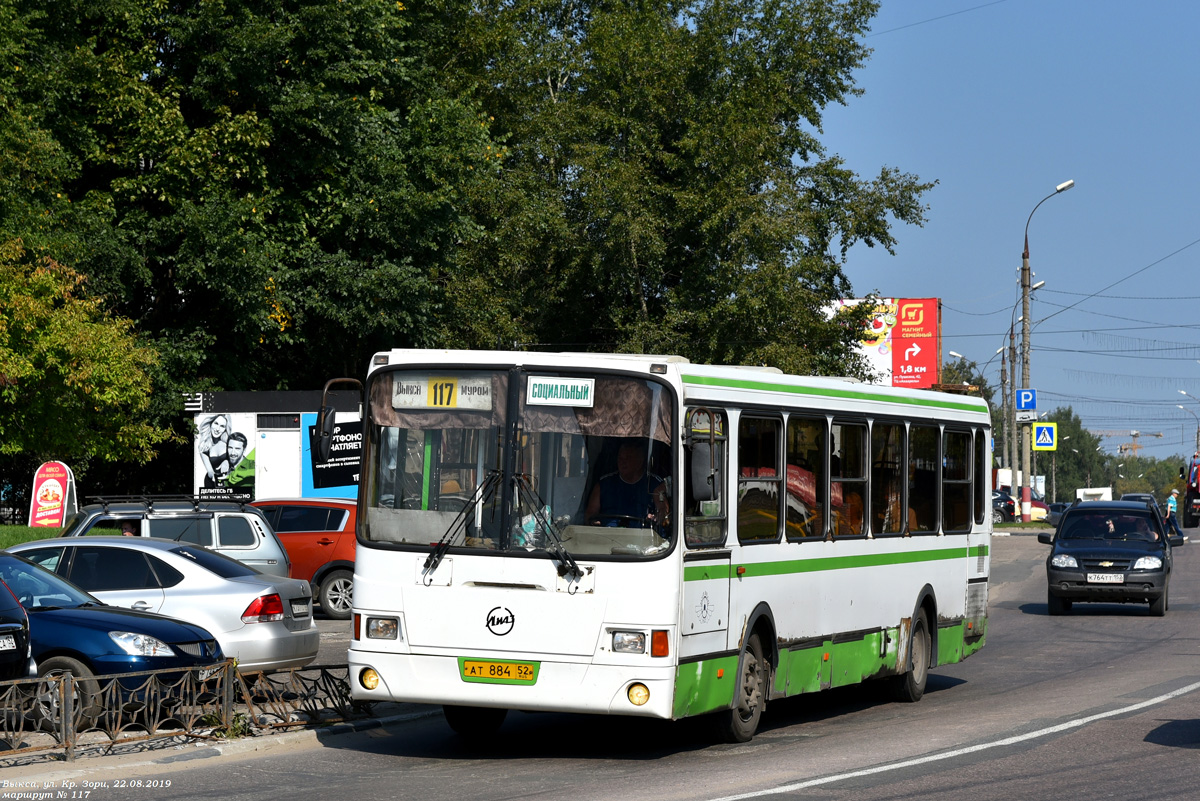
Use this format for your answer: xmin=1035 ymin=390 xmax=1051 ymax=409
xmin=1178 ymin=401 xmax=1200 ymax=452
xmin=1176 ymin=393 xmax=1195 ymax=453
xmin=1020 ymin=179 xmax=1074 ymax=521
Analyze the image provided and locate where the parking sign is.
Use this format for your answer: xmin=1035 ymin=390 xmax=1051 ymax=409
xmin=1017 ymin=389 xmax=1037 ymax=411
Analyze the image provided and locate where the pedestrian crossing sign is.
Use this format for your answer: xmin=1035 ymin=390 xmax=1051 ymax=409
xmin=1032 ymin=422 xmax=1057 ymax=451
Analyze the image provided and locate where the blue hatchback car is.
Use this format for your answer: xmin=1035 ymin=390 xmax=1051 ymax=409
xmin=0 ymin=552 xmax=223 ymax=722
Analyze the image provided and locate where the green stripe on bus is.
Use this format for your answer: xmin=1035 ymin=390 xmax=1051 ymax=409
xmin=969 ymin=544 xmax=989 ymax=557
xmin=681 ymin=374 xmax=987 ymax=413
xmin=683 ymin=546 xmax=972 ymax=581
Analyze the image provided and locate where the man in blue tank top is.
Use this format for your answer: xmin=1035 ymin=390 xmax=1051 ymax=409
xmin=586 ymin=440 xmax=667 ymax=527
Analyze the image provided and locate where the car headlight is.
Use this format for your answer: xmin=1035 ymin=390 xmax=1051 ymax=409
xmin=612 ymin=631 xmax=646 ymax=654
xmin=1050 ymin=554 xmax=1079 ymax=569
xmin=109 ymin=631 xmax=176 ymax=657
xmin=1134 ymin=556 xmax=1163 ymax=570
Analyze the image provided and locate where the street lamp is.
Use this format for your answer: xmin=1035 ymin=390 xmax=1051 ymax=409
xmin=1178 ymin=403 xmax=1200 ymax=452
xmin=1020 ymin=179 xmax=1075 ymax=521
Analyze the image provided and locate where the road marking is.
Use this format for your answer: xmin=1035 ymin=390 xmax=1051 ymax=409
xmin=708 ymin=679 xmax=1200 ymax=801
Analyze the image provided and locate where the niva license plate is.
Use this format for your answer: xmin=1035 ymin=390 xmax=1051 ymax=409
xmin=1087 ymin=572 xmax=1124 ymax=584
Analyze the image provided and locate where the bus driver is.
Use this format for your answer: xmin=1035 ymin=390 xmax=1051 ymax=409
xmin=586 ymin=439 xmax=668 ymax=527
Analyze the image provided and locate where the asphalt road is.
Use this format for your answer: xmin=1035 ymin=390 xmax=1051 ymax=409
xmin=33 ymin=530 xmax=1200 ymax=801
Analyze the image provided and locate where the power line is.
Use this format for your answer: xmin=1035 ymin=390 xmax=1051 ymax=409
xmin=868 ymin=1 xmax=1009 ymax=37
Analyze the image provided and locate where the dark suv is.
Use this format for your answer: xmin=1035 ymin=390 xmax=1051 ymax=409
xmin=1039 ymin=500 xmax=1180 ymax=616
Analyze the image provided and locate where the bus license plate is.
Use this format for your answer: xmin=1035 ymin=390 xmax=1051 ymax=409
xmin=460 ymin=659 xmax=538 ymax=684
xmin=1087 ymin=573 xmax=1124 ymax=584
xmin=0 ymin=634 xmax=15 ymax=651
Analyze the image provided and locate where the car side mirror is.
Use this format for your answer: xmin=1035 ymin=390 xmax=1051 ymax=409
xmin=1169 ymin=535 xmax=1185 ymax=547
xmin=1037 ymin=533 xmax=1053 ymax=545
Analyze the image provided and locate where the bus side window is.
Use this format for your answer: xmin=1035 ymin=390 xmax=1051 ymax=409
xmin=685 ymin=409 xmax=727 ymax=548
xmin=909 ymin=424 xmax=939 ymax=534
xmin=786 ymin=417 xmax=825 ymax=540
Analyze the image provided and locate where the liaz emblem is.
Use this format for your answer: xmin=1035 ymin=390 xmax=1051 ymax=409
xmin=486 ymin=606 xmax=515 ymax=636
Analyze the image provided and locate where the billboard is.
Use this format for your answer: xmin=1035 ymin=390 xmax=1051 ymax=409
xmin=836 ymin=298 xmax=941 ymax=389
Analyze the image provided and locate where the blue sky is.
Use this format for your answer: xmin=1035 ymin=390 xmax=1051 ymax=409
xmin=822 ymin=0 xmax=1200 ymax=460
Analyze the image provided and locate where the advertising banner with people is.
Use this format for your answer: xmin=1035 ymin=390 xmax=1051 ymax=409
xmin=194 ymin=412 xmax=257 ymax=502
xmin=28 ymin=461 xmax=77 ymax=528
xmin=834 ymin=298 xmax=941 ymax=389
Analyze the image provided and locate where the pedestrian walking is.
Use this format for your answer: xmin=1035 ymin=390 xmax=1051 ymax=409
xmin=1165 ymin=488 xmax=1184 ymax=537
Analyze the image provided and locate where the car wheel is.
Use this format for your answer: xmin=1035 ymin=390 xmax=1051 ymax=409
xmin=1047 ymin=591 xmax=1070 ymax=616
xmin=715 ymin=632 xmax=768 ymax=742
xmin=319 ymin=569 xmax=354 ymax=620
xmin=888 ymin=609 xmax=931 ymax=703
xmin=34 ymin=656 xmax=102 ymax=730
xmin=442 ymin=704 xmax=507 ymax=735
xmin=1150 ymin=590 xmax=1167 ymax=617
xmin=991 ymin=508 xmax=1003 ymax=525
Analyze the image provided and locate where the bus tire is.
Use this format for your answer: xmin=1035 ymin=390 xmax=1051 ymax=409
xmin=319 ymin=570 xmax=354 ymax=620
xmin=442 ymin=704 xmax=507 ymax=736
xmin=888 ymin=609 xmax=930 ymax=703
xmin=716 ymin=632 xmax=767 ymax=743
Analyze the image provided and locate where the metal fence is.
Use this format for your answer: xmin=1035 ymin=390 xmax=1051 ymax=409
xmin=0 ymin=663 xmax=373 ymax=765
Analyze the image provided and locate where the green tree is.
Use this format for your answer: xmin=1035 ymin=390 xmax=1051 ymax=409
xmin=442 ymin=0 xmax=930 ymax=375
xmin=0 ymin=242 xmax=171 ymax=467
xmin=1040 ymin=407 xmax=1103 ymax=503
xmin=22 ymin=0 xmax=498 ymax=390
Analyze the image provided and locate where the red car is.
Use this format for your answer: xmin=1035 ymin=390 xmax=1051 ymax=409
xmin=251 ymin=498 xmax=357 ymax=620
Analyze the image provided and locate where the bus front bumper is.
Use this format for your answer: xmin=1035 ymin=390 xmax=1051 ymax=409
xmin=348 ymin=649 xmax=677 ymax=719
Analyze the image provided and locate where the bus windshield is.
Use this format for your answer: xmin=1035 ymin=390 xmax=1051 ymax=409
xmin=362 ymin=369 xmax=674 ymax=559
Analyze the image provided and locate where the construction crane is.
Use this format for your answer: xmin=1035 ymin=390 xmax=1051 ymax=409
xmin=1089 ymin=430 xmax=1164 ymax=456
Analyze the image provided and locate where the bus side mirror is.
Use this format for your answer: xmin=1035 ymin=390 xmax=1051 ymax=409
xmin=691 ymin=442 xmax=717 ymax=502
xmin=314 ymin=377 xmax=363 ymax=465
xmin=316 ymin=406 xmax=337 ymax=464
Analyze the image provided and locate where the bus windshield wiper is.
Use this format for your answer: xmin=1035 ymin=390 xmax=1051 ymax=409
xmin=514 ymin=473 xmax=583 ymax=580
xmin=424 ymin=469 xmax=502 ymax=576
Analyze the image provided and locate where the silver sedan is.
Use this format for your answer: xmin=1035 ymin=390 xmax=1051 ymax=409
xmin=10 ymin=537 xmax=319 ymax=672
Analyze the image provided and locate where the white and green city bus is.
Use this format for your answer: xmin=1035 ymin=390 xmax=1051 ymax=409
xmin=316 ymin=350 xmax=991 ymax=741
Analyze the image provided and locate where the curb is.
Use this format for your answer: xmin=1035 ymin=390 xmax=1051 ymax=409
xmin=3 ymin=705 xmax=441 ymax=782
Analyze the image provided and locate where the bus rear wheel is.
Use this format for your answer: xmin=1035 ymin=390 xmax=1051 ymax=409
xmin=888 ymin=609 xmax=930 ymax=703
xmin=716 ymin=632 xmax=767 ymax=743
xmin=442 ymin=704 xmax=507 ymax=736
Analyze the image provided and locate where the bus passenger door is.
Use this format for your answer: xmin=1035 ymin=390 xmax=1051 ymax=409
xmin=680 ymin=408 xmax=730 ymax=658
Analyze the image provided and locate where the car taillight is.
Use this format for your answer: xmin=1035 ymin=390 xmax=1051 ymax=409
xmin=241 ymin=594 xmax=285 ymax=623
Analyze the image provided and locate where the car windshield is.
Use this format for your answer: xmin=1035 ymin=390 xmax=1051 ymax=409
xmin=0 ymin=554 xmax=97 ymax=609
xmin=1058 ymin=511 xmax=1160 ymax=542
xmin=363 ymin=369 xmax=674 ymax=558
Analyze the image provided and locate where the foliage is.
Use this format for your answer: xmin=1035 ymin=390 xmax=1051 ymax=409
xmin=19 ymin=0 xmax=498 ymax=390
xmin=440 ymin=0 xmax=930 ymax=375
xmin=0 ymin=242 xmax=172 ymax=466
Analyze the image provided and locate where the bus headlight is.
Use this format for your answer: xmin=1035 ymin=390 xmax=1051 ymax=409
xmin=359 ymin=668 xmax=381 ymax=690
xmin=367 ymin=617 xmax=401 ymax=640
xmin=627 ymin=683 xmax=650 ymax=706
xmin=612 ymin=631 xmax=646 ymax=654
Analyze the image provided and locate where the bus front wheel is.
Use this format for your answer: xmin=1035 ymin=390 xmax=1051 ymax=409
xmin=716 ymin=632 xmax=767 ymax=743
xmin=888 ymin=608 xmax=930 ymax=703
xmin=442 ymin=704 xmax=507 ymax=736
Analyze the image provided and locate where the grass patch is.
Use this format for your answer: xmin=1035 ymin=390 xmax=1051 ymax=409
xmin=0 ymin=525 xmax=62 ymax=549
